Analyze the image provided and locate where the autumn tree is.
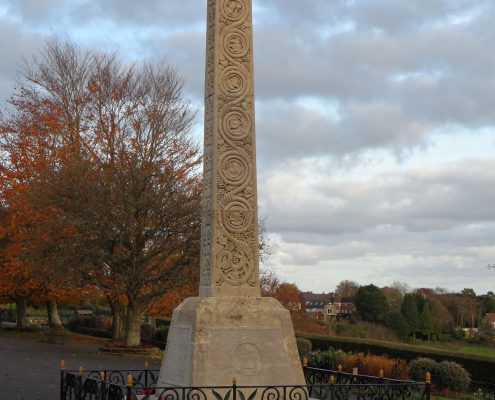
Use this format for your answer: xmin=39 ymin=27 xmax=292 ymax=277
xmin=335 ymin=280 xmax=360 ymax=300
xmin=274 ymin=283 xmax=304 ymax=313
xmin=0 ymin=39 xmax=201 ymax=346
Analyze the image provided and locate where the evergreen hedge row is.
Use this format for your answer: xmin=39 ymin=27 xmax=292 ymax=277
xmin=297 ymin=332 xmax=495 ymax=383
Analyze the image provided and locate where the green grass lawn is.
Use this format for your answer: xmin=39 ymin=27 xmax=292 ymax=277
xmin=461 ymin=345 xmax=495 ymax=358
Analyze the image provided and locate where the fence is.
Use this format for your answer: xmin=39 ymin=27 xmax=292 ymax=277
xmin=60 ymin=362 xmax=433 ymax=400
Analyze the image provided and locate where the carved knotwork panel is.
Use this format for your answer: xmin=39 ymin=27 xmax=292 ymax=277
xmin=200 ymin=0 xmax=259 ymax=296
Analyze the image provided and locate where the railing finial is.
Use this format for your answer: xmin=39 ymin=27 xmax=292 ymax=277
xmin=127 ymin=373 xmax=133 ymax=387
xmin=60 ymin=360 xmax=65 ymax=371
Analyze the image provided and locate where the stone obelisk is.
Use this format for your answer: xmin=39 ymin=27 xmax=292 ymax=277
xmin=157 ymin=0 xmax=305 ymax=387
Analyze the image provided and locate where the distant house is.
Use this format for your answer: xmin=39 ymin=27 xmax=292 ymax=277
xmin=486 ymin=313 xmax=495 ymax=328
xmin=301 ymin=292 xmax=334 ymax=314
xmin=301 ymin=292 xmax=355 ymax=320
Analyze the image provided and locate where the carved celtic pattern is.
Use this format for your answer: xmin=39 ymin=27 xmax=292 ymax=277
xmin=201 ymin=0 xmax=259 ymax=294
xmin=220 ymin=66 xmax=249 ymax=97
xmin=222 ymin=0 xmax=247 ymax=21
xmin=220 ymin=152 xmax=249 ymax=186
xmin=220 ymin=109 xmax=251 ymax=140
xmin=223 ymin=29 xmax=249 ymax=58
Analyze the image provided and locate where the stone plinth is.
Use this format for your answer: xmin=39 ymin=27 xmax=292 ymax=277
xmin=157 ymin=0 xmax=305 ymax=389
xmin=157 ymin=297 xmax=305 ymax=387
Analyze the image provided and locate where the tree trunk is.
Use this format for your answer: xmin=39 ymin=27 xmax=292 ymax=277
xmin=14 ymin=296 xmax=27 ymax=330
xmin=46 ymin=299 xmax=63 ymax=330
xmin=109 ymin=300 xmax=126 ymax=341
xmin=124 ymin=302 xmax=141 ymax=347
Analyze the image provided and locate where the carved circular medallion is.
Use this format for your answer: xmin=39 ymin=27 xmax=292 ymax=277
xmin=220 ymin=152 xmax=249 ymax=186
xmin=220 ymin=66 xmax=248 ymax=97
xmin=224 ymin=30 xmax=249 ymax=58
xmin=232 ymin=343 xmax=261 ymax=376
xmin=221 ymin=109 xmax=251 ymax=140
xmin=222 ymin=0 xmax=247 ymax=21
xmin=224 ymin=199 xmax=253 ymax=234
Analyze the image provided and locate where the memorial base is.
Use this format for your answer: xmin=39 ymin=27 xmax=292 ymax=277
xmin=157 ymin=297 xmax=305 ymax=387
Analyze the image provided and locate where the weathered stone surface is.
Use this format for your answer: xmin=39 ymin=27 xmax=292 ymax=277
xmin=200 ymin=0 xmax=260 ymax=298
xmin=157 ymin=297 xmax=305 ymax=387
xmin=157 ymin=0 xmax=305 ymax=388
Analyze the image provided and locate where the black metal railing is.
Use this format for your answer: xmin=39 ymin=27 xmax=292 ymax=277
xmin=60 ymin=365 xmax=431 ymax=400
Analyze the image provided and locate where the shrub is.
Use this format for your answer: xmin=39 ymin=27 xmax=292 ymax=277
xmin=453 ymin=329 xmax=466 ymax=340
xmin=436 ymin=361 xmax=470 ymax=393
xmin=297 ymin=332 xmax=495 ymax=382
xmin=437 ymin=333 xmax=453 ymax=342
xmin=296 ymin=337 xmax=312 ymax=360
xmin=340 ymin=352 xmax=408 ymax=380
xmin=140 ymin=324 xmax=155 ymax=340
xmin=307 ymin=348 xmax=344 ymax=369
xmin=155 ymin=325 xmax=169 ymax=342
xmin=408 ymin=357 xmax=439 ymax=382
xmin=67 ymin=316 xmax=99 ymax=330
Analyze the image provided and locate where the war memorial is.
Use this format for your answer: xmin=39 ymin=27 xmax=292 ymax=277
xmin=58 ymin=1 xmax=434 ymax=399
xmin=157 ymin=0 xmax=304 ymax=388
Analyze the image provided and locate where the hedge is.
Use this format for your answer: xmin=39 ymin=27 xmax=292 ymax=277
xmin=296 ymin=332 xmax=495 ymax=383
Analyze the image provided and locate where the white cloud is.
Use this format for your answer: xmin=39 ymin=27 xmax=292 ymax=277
xmin=1 ymin=0 xmax=494 ymax=293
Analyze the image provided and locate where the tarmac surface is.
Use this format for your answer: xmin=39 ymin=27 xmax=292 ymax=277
xmin=0 ymin=327 xmax=162 ymax=400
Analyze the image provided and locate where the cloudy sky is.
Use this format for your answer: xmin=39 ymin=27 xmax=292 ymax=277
xmin=1 ymin=0 xmax=494 ymax=294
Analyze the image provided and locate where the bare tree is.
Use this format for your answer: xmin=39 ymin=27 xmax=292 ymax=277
xmin=1 ymin=38 xmax=201 ymax=346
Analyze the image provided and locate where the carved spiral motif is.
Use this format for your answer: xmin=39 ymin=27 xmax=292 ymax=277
xmin=222 ymin=0 xmax=247 ymax=21
xmin=220 ymin=66 xmax=249 ymax=97
xmin=220 ymin=152 xmax=249 ymax=186
xmin=224 ymin=29 xmax=249 ymax=58
xmin=221 ymin=109 xmax=251 ymax=140
xmin=223 ymin=199 xmax=253 ymax=234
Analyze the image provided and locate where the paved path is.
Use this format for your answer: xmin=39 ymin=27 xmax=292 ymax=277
xmin=0 ymin=333 xmax=161 ymax=400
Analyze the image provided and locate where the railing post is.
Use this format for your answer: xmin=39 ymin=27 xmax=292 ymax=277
xmin=60 ymin=360 xmax=65 ymax=400
xmin=378 ymin=368 xmax=384 ymax=398
xmin=329 ymin=375 xmax=335 ymax=400
xmin=425 ymin=372 xmax=431 ymax=400
xmin=100 ymin=371 xmax=106 ymax=400
xmin=144 ymin=361 xmax=149 ymax=388
xmin=127 ymin=373 xmax=133 ymax=400
xmin=232 ymin=376 xmax=237 ymax=400
xmin=78 ymin=367 xmax=84 ymax=400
